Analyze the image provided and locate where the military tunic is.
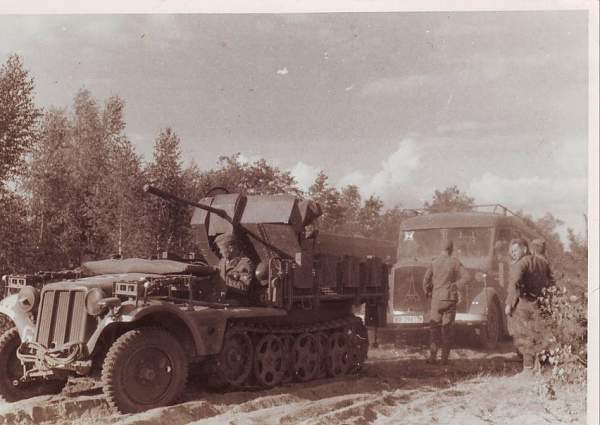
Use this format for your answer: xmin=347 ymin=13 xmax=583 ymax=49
xmin=218 ymin=255 xmax=254 ymax=295
xmin=506 ymin=253 xmax=555 ymax=367
xmin=422 ymin=253 xmax=469 ymax=360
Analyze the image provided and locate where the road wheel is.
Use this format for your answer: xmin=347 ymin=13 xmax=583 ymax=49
xmin=292 ymin=333 xmax=319 ymax=382
xmin=101 ymin=327 xmax=188 ymax=413
xmin=0 ymin=328 xmax=65 ymax=402
xmin=327 ymin=332 xmax=351 ymax=377
xmin=281 ymin=335 xmax=295 ymax=384
xmin=253 ymin=335 xmax=286 ymax=388
xmin=215 ymin=329 xmax=253 ymax=388
xmin=315 ymin=332 xmax=329 ymax=379
xmin=479 ymin=300 xmax=502 ymax=350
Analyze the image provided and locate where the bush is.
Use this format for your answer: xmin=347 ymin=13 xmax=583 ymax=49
xmin=537 ymin=283 xmax=587 ymax=385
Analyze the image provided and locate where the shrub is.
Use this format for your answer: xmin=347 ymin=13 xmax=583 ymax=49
xmin=537 ymin=283 xmax=587 ymax=385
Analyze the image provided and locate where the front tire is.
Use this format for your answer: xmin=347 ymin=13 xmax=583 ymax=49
xmin=0 ymin=328 xmax=65 ymax=402
xmin=479 ymin=300 xmax=502 ymax=350
xmin=101 ymin=327 xmax=188 ymax=413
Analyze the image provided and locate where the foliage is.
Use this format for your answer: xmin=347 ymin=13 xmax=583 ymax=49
xmin=190 ymin=153 xmax=301 ymax=198
xmin=423 ymin=185 xmax=475 ymax=213
xmin=537 ymin=283 xmax=587 ymax=386
xmin=0 ymin=54 xmax=40 ymax=186
xmin=144 ymin=128 xmax=190 ymax=256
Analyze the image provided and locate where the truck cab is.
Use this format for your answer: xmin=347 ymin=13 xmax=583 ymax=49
xmin=388 ymin=206 xmax=539 ymax=348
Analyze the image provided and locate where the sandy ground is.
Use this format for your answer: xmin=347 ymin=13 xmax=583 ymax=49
xmin=0 ymin=340 xmax=586 ymax=425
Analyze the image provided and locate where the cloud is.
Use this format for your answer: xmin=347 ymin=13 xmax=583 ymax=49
xmin=339 ymin=139 xmax=422 ymax=205
xmin=468 ymin=172 xmax=588 ymax=238
xmin=276 ymin=67 xmax=289 ymax=75
xmin=290 ymin=161 xmax=320 ymax=192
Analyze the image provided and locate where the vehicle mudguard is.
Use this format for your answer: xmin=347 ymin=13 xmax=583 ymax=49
xmin=468 ymin=288 xmax=506 ymax=332
xmin=468 ymin=288 xmax=500 ymax=316
xmin=0 ymin=294 xmax=36 ymax=342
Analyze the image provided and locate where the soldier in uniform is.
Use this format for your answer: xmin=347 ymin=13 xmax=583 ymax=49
xmin=504 ymin=238 xmax=555 ymax=372
xmin=213 ymin=232 xmax=255 ymax=303
xmin=422 ymin=240 xmax=470 ymax=365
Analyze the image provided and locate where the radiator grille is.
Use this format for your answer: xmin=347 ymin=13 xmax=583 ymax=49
xmin=35 ymin=289 xmax=88 ymax=349
xmin=392 ymin=266 xmax=428 ymax=312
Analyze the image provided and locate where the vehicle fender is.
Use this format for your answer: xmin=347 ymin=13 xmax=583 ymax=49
xmin=87 ymin=303 xmax=211 ymax=357
xmin=467 ymin=288 xmax=500 ymax=316
xmin=0 ymin=294 xmax=36 ymax=342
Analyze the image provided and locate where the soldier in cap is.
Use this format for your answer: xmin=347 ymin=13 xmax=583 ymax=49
xmin=422 ymin=239 xmax=470 ymax=365
xmin=505 ymin=238 xmax=554 ymax=372
xmin=214 ymin=232 xmax=255 ymax=301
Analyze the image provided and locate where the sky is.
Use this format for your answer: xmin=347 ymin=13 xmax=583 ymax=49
xmin=0 ymin=11 xmax=590 ymax=240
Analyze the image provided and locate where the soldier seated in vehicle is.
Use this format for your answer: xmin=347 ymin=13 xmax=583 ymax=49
xmin=214 ymin=232 xmax=256 ymax=305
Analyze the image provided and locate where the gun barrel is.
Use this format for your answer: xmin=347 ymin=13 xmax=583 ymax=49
xmin=143 ymin=184 xmax=233 ymax=224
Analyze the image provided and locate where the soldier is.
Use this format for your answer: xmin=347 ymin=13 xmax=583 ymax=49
xmin=422 ymin=239 xmax=470 ymax=365
xmin=214 ymin=232 xmax=255 ymax=302
xmin=504 ymin=238 xmax=554 ymax=372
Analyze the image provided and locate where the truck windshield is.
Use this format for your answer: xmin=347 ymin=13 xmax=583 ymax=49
xmin=399 ymin=227 xmax=492 ymax=261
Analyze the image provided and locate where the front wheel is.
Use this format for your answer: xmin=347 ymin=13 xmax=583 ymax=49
xmin=101 ymin=327 xmax=188 ymax=413
xmin=478 ymin=301 xmax=502 ymax=350
xmin=0 ymin=328 xmax=65 ymax=402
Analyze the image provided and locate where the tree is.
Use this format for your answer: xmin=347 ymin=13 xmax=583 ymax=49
xmin=423 ymin=185 xmax=475 ymax=213
xmin=192 ymin=154 xmax=301 ymax=197
xmin=144 ymin=128 xmax=189 ymax=256
xmin=308 ymin=171 xmax=347 ymax=231
xmin=0 ymin=54 xmax=40 ymax=187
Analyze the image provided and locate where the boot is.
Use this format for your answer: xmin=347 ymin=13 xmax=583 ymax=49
xmin=440 ymin=347 xmax=450 ymax=365
xmin=426 ymin=343 xmax=438 ymax=364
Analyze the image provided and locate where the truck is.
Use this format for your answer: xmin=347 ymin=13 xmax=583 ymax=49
xmin=388 ymin=205 xmax=540 ymax=348
xmin=0 ymin=186 xmax=393 ymax=413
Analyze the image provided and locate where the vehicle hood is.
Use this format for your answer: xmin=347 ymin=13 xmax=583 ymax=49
xmin=42 ymin=272 xmax=164 ymax=293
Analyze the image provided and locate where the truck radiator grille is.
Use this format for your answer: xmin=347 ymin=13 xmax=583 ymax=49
xmin=35 ymin=290 xmax=88 ymax=349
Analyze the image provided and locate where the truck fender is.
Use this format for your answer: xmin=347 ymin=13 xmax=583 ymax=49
xmin=467 ymin=288 xmax=501 ymax=316
xmin=0 ymin=294 xmax=36 ymax=342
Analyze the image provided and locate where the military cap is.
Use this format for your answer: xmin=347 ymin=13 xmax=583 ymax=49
xmin=510 ymin=238 xmax=529 ymax=249
xmin=214 ymin=232 xmax=236 ymax=247
xmin=531 ymin=238 xmax=546 ymax=253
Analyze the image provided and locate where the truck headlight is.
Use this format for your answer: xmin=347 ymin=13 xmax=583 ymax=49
xmin=85 ymin=288 xmax=107 ymax=316
xmin=474 ymin=272 xmax=487 ymax=283
xmin=17 ymin=286 xmax=40 ymax=313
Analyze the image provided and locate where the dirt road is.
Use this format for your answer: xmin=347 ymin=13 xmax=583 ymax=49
xmin=0 ymin=343 xmax=586 ymax=425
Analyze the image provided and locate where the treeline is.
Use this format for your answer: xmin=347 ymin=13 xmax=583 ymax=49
xmin=0 ymin=55 xmax=588 ymax=277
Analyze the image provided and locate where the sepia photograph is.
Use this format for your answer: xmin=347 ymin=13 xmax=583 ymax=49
xmin=0 ymin=1 xmax=598 ymax=424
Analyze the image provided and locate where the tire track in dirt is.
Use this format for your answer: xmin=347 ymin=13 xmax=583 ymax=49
xmin=0 ymin=344 xmax=584 ymax=425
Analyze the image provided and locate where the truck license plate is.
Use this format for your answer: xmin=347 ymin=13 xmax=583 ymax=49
xmin=394 ymin=315 xmax=423 ymax=324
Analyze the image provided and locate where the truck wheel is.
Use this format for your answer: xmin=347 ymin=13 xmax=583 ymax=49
xmin=101 ymin=327 xmax=188 ymax=413
xmin=479 ymin=301 xmax=502 ymax=350
xmin=0 ymin=328 xmax=65 ymax=402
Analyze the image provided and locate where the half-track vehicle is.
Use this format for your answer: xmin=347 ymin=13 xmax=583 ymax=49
xmin=389 ymin=205 xmax=540 ymax=348
xmin=0 ymin=186 xmax=393 ymax=413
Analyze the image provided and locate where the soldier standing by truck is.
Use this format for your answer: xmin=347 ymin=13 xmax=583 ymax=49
xmin=422 ymin=240 xmax=470 ymax=365
xmin=504 ymin=238 xmax=555 ymax=372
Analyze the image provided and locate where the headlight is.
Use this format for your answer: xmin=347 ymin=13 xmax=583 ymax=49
xmin=1 ymin=275 xmax=7 ymax=283
xmin=255 ymin=261 xmax=268 ymax=283
xmin=85 ymin=288 xmax=107 ymax=316
xmin=17 ymin=286 xmax=40 ymax=313
xmin=474 ymin=272 xmax=487 ymax=283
